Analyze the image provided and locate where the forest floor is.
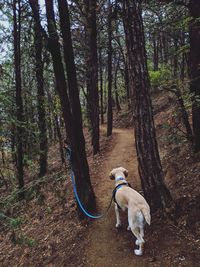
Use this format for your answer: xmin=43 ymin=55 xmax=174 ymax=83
xmin=1 ymin=92 xmax=200 ymax=266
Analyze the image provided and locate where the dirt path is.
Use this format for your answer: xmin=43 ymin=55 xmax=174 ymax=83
xmin=84 ymin=128 xmax=149 ymax=267
xmin=83 ymin=127 xmax=200 ymax=267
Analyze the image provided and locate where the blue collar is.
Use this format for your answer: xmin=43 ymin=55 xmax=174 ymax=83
xmin=116 ymin=177 xmax=126 ymax=182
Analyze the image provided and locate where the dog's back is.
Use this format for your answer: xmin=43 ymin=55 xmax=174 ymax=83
xmin=115 ymin=186 xmax=151 ymax=225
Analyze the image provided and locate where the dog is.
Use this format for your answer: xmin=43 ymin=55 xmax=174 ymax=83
xmin=109 ymin=167 xmax=151 ymax=256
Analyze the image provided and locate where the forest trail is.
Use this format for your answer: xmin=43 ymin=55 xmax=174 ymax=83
xmin=82 ymin=126 xmax=200 ymax=267
xmin=84 ymin=127 xmax=148 ymax=267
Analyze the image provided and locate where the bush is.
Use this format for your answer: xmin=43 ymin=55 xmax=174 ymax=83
xmin=149 ymin=66 xmax=171 ymax=91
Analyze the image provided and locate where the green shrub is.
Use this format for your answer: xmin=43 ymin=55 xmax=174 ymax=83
xmin=149 ymin=66 xmax=171 ymax=90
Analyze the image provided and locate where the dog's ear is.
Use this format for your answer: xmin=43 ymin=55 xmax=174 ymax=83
xmin=109 ymin=171 xmax=115 ymax=180
xmin=123 ymin=168 xmax=128 ymax=177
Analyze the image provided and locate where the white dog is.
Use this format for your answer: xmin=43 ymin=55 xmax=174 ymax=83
xmin=109 ymin=167 xmax=151 ymax=256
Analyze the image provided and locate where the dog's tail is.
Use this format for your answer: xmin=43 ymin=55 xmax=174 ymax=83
xmin=141 ymin=206 xmax=151 ymax=225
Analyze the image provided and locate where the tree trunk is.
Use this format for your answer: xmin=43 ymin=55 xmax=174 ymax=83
xmin=54 ymin=113 xmax=65 ymax=165
xmin=188 ymin=0 xmax=200 ymax=152
xmin=180 ymin=31 xmax=186 ymax=80
xmin=123 ymin=0 xmax=173 ymax=212
xmin=114 ymin=54 xmax=121 ymax=112
xmin=104 ymin=66 xmax=108 ymax=111
xmin=45 ymin=0 xmax=96 ymax=217
xmin=162 ymin=32 xmax=168 ymax=64
xmin=29 ymin=0 xmax=48 ymax=177
xmin=114 ymin=31 xmax=130 ymax=108
xmin=167 ymin=85 xmax=193 ymax=142
xmin=82 ymin=0 xmax=100 ymax=155
xmin=173 ymin=36 xmax=178 ymax=78
xmin=124 ymin=59 xmax=131 ymax=109
xmin=99 ymin=46 xmax=104 ymax=124
xmin=153 ymin=33 xmax=159 ymax=71
xmin=107 ymin=0 xmax=113 ymax=137
xmin=177 ymin=96 xmax=193 ymax=142
xmin=0 ymin=138 xmax=5 ymax=166
xmin=13 ymin=0 xmax=24 ymax=199
xmin=158 ymin=32 xmax=164 ymax=65
xmin=174 ymin=87 xmax=193 ymax=142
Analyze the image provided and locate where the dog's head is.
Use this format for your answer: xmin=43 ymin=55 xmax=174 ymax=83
xmin=109 ymin=167 xmax=128 ymax=180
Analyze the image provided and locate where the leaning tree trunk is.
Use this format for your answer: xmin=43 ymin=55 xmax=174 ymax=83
xmin=29 ymin=0 xmax=48 ymax=177
xmin=13 ymin=0 xmax=24 ymax=199
xmin=123 ymin=0 xmax=173 ymax=211
xmin=188 ymin=0 xmax=200 ymax=152
xmin=82 ymin=0 xmax=100 ymax=155
xmin=169 ymin=86 xmax=193 ymax=142
xmin=107 ymin=0 xmax=113 ymax=137
xmin=45 ymin=0 xmax=96 ymax=217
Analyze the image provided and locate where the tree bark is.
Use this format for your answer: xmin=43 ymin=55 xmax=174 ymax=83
xmin=29 ymin=0 xmax=48 ymax=177
xmin=107 ymin=0 xmax=113 ymax=137
xmin=188 ymin=0 xmax=200 ymax=152
xmin=114 ymin=54 xmax=121 ymax=112
xmin=180 ymin=31 xmax=186 ymax=80
xmin=54 ymin=113 xmax=65 ymax=165
xmin=99 ymin=46 xmax=104 ymax=124
xmin=82 ymin=0 xmax=100 ymax=155
xmin=114 ymin=32 xmax=130 ymax=108
xmin=162 ymin=32 xmax=168 ymax=64
xmin=124 ymin=59 xmax=131 ymax=109
xmin=173 ymin=35 xmax=178 ymax=78
xmin=13 ymin=0 xmax=24 ymax=199
xmin=123 ymin=0 xmax=173 ymax=212
xmin=153 ymin=33 xmax=159 ymax=71
xmin=177 ymin=93 xmax=193 ymax=142
xmin=169 ymin=86 xmax=193 ymax=142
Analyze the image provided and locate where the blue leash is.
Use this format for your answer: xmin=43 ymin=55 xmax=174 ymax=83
xmin=66 ymin=147 xmax=113 ymax=219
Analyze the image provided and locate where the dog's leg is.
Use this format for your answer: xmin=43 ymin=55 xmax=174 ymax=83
xmin=127 ymin=215 xmax=131 ymax=231
xmin=128 ymin=211 xmax=144 ymax=255
xmin=115 ymin=204 xmax=121 ymax=228
xmin=140 ymin=226 xmax=144 ymax=239
xmin=135 ymin=224 xmax=144 ymax=245
xmin=135 ymin=239 xmax=139 ymax=246
xmin=131 ymin=227 xmax=144 ymax=256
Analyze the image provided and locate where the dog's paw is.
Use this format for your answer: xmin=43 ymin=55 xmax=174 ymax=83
xmin=115 ymin=223 xmax=122 ymax=228
xmin=127 ymin=226 xmax=131 ymax=231
xmin=135 ymin=239 xmax=139 ymax=246
xmin=134 ymin=249 xmax=143 ymax=256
